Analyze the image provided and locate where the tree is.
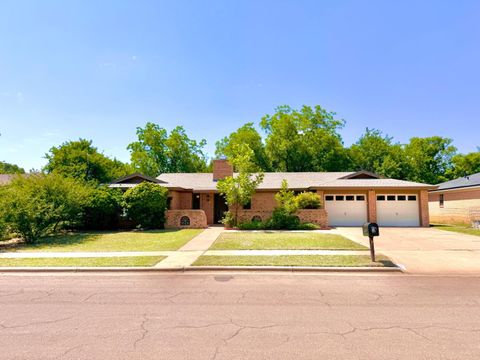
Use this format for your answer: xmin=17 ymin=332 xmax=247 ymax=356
xmin=216 ymin=144 xmax=264 ymax=227
xmin=260 ymin=105 xmax=351 ymax=171
xmin=215 ymin=123 xmax=270 ymax=171
xmin=122 ymin=182 xmax=169 ymax=229
xmin=448 ymin=150 xmax=480 ymax=178
xmin=404 ymin=136 xmax=457 ymax=184
xmin=349 ymin=128 xmax=407 ymax=179
xmin=128 ymin=123 xmax=208 ymax=177
xmin=0 ymin=174 xmax=88 ymax=242
xmin=44 ymin=139 xmax=131 ymax=183
xmin=82 ymin=187 xmax=122 ymax=230
xmin=0 ymin=161 xmax=25 ymax=174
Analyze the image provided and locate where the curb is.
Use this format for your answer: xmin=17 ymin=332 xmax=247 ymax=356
xmin=0 ymin=265 xmax=402 ymax=273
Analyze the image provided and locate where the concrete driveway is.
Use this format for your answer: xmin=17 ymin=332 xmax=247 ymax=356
xmin=335 ymin=227 xmax=480 ymax=275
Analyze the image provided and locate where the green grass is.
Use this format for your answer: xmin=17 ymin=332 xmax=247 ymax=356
xmin=432 ymin=224 xmax=480 ymax=237
xmin=193 ymin=255 xmax=394 ymax=267
xmin=0 ymin=256 xmax=166 ymax=267
xmin=210 ymin=232 xmax=366 ymax=250
xmin=6 ymin=229 xmax=202 ymax=252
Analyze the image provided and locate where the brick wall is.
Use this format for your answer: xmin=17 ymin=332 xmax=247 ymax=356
xmin=419 ymin=190 xmax=429 ymax=227
xmin=429 ymin=188 xmax=480 ymax=225
xmin=170 ymin=191 xmax=193 ymax=210
xmin=200 ymin=193 xmax=214 ymax=224
xmin=165 ymin=210 xmax=208 ymax=229
xmin=367 ymin=190 xmax=377 ymax=223
xmin=212 ymin=159 xmax=233 ymax=181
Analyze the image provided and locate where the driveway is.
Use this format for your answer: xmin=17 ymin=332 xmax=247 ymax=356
xmin=335 ymin=227 xmax=480 ymax=275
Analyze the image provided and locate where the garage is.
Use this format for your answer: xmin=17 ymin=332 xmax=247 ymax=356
xmin=376 ymin=194 xmax=420 ymax=226
xmin=325 ymin=194 xmax=367 ymax=226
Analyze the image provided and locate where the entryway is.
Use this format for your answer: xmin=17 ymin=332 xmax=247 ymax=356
xmin=214 ymin=194 xmax=228 ymax=224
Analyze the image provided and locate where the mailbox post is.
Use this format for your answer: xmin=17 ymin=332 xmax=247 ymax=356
xmin=362 ymin=223 xmax=380 ymax=262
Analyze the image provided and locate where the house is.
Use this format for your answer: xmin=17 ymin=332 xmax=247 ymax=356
xmin=110 ymin=159 xmax=436 ymax=228
xmin=0 ymin=174 xmax=15 ymax=186
xmin=428 ymin=172 xmax=480 ymax=225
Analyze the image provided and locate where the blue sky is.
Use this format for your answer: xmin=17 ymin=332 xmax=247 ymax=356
xmin=0 ymin=0 xmax=479 ymax=170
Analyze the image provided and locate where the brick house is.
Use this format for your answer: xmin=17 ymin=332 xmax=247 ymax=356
xmin=110 ymin=159 xmax=436 ymax=228
xmin=428 ymin=172 xmax=480 ymax=225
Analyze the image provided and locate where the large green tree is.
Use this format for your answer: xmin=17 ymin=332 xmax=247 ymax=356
xmin=215 ymin=123 xmax=270 ymax=171
xmin=260 ymin=105 xmax=351 ymax=172
xmin=403 ymin=136 xmax=457 ymax=184
xmin=128 ymin=123 xmax=208 ymax=177
xmin=349 ymin=128 xmax=407 ymax=179
xmin=44 ymin=139 xmax=131 ymax=184
xmin=0 ymin=161 xmax=25 ymax=174
xmin=448 ymin=149 xmax=480 ymax=178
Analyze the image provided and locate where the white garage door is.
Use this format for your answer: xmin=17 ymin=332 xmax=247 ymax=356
xmin=376 ymin=194 xmax=420 ymax=226
xmin=325 ymin=194 xmax=367 ymax=226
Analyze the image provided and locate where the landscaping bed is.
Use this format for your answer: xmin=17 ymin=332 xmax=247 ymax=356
xmin=210 ymin=231 xmax=366 ymax=250
xmin=2 ymin=229 xmax=202 ymax=252
xmin=0 ymin=256 xmax=166 ymax=267
xmin=193 ymin=255 xmax=394 ymax=267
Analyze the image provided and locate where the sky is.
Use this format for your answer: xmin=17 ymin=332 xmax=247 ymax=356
xmin=0 ymin=0 xmax=479 ymax=171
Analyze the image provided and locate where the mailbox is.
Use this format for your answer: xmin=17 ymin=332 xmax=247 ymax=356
xmin=363 ymin=222 xmax=380 ymax=237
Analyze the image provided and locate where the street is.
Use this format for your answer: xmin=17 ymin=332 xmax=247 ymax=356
xmin=0 ymin=272 xmax=479 ymax=359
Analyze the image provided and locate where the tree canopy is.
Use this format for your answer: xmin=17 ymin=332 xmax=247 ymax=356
xmin=128 ymin=123 xmax=209 ymax=177
xmin=44 ymin=139 xmax=131 ymax=183
xmin=0 ymin=161 xmax=25 ymax=174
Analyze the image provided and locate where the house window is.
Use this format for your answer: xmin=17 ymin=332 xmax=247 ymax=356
xmin=346 ymin=195 xmax=355 ymax=201
xmin=192 ymin=194 xmax=201 ymax=209
xmin=377 ymin=195 xmax=386 ymax=201
xmin=387 ymin=195 xmax=396 ymax=201
xmin=439 ymin=194 xmax=444 ymax=208
xmin=408 ymin=195 xmax=417 ymax=201
xmin=325 ymin=195 xmax=334 ymax=201
xmin=243 ymin=200 xmax=251 ymax=210
xmin=397 ymin=195 xmax=406 ymax=201
xmin=356 ymin=195 xmax=365 ymax=201
xmin=335 ymin=195 xmax=344 ymax=201
xmin=180 ymin=216 xmax=190 ymax=226
xmin=167 ymin=197 xmax=172 ymax=210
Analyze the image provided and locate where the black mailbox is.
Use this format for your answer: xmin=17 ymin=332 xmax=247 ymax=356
xmin=363 ymin=222 xmax=380 ymax=237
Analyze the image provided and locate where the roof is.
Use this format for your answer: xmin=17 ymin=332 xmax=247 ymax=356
xmin=157 ymin=172 xmax=435 ymax=191
xmin=0 ymin=174 xmax=15 ymax=185
xmin=434 ymin=172 xmax=480 ymax=191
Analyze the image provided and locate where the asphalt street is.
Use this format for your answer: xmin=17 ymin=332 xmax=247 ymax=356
xmin=0 ymin=272 xmax=479 ymax=359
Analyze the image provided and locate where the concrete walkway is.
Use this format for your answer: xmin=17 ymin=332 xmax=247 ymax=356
xmin=154 ymin=226 xmax=225 ymax=268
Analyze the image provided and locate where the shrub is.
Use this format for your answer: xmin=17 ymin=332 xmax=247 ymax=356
xmin=123 ymin=182 xmax=168 ymax=229
xmin=0 ymin=174 xmax=88 ymax=242
xmin=221 ymin=210 xmax=236 ymax=228
xmin=295 ymin=222 xmax=320 ymax=230
xmin=82 ymin=187 xmax=122 ymax=230
xmin=274 ymin=180 xmax=298 ymax=214
xmin=238 ymin=220 xmax=266 ymax=230
xmin=264 ymin=207 xmax=301 ymax=230
xmin=295 ymin=192 xmax=322 ymax=209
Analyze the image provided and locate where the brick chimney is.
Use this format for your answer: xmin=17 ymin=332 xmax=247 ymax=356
xmin=213 ymin=159 xmax=233 ymax=181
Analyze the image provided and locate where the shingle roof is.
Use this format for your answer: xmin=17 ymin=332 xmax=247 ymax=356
xmin=435 ymin=172 xmax=480 ymax=191
xmin=0 ymin=174 xmax=15 ymax=185
xmin=157 ymin=172 xmax=434 ymax=191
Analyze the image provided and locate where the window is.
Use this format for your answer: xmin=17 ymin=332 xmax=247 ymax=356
xmin=356 ymin=195 xmax=365 ymax=201
xmin=439 ymin=194 xmax=444 ymax=208
xmin=387 ymin=195 xmax=396 ymax=201
xmin=397 ymin=195 xmax=406 ymax=201
xmin=346 ymin=195 xmax=355 ymax=201
xmin=180 ymin=216 xmax=190 ymax=226
xmin=408 ymin=195 xmax=417 ymax=201
xmin=325 ymin=195 xmax=334 ymax=201
xmin=167 ymin=197 xmax=172 ymax=210
xmin=243 ymin=200 xmax=251 ymax=210
xmin=192 ymin=194 xmax=201 ymax=209
xmin=335 ymin=195 xmax=344 ymax=201
xmin=377 ymin=195 xmax=385 ymax=201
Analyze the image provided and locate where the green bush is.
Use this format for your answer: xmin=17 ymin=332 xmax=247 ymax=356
xmin=265 ymin=207 xmax=301 ymax=230
xmin=0 ymin=174 xmax=88 ymax=242
xmin=123 ymin=182 xmax=168 ymax=229
xmin=221 ymin=210 xmax=236 ymax=228
xmin=295 ymin=192 xmax=322 ymax=209
xmin=238 ymin=220 xmax=266 ymax=230
xmin=82 ymin=187 xmax=122 ymax=230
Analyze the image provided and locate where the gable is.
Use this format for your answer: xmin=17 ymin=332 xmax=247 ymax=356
xmin=339 ymin=171 xmax=381 ymax=180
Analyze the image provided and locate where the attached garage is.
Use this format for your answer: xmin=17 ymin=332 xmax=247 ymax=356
xmin=325 ymin=194 xmax=368 ymax=226
xmin=376 ymin=194 xmax=420 ymax=226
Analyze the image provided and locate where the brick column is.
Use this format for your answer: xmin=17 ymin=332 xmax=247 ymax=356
xmin=201 ymin=193 xmax=214 ymax=225
xmin=367 ymin=190 xmax=377 ymax=223
xmin=316 ymin=190 xmax=325 ymax=209
xmin=419 ymin=190 xmax=429 ymax=227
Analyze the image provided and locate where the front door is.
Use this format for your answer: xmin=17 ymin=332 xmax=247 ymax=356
xmin=214 ymin=194 xmax=228 ymax=224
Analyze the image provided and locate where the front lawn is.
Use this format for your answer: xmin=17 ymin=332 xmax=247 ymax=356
xmin=5 ymin=229 xmax=202 ymax=252
xmin=0 ymin=256 xmax=165 ymax=267
xmin=432 ymin=225 xmax=480 ymax=237
xmin=210 ymin=231 xmax=366 ymax=250
xmin=193 ymin=255 xmax=393 ymax=267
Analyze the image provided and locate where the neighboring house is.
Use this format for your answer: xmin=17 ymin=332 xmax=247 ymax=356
xmin=429 ymin=173 xmax=480 ymax=225
xmin=110 ymin=159 xmax=436 ymax=228
xmin=0 ymin=174 xmax=15 ymax=186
